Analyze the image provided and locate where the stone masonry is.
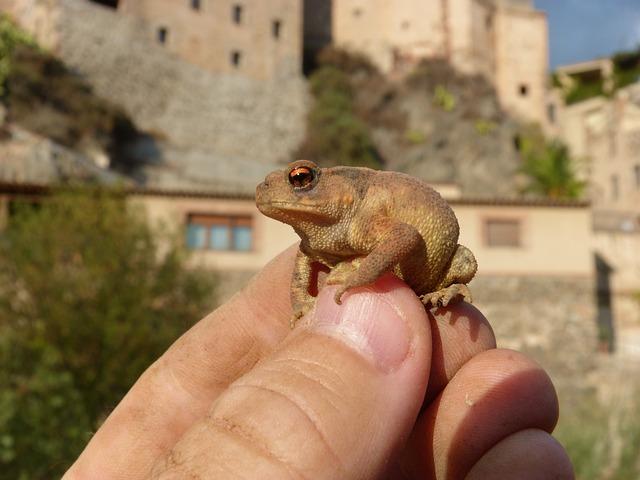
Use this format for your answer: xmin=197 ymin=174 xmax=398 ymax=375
xmin=0 ymin=0 xmax=308 ymax=165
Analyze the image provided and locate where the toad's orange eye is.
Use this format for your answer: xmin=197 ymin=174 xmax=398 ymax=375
xmin=288 ymin=166 xmax=315 ymax=189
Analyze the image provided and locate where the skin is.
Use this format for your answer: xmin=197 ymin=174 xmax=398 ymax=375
xmin=63 ymin=245 xmax=573 ymax=479
xmin=256 ymin=160 xmax=478 ymax=326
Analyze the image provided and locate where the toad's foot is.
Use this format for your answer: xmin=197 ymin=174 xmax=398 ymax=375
xmin=421 ymin=284 xmax=472 ymax=308
xmin=325 ymin=259 xmax=362 ymax=286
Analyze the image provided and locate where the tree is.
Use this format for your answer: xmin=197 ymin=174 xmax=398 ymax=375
xmin=519 ymin=135 xmax=585 ymax=199
xmin=0 ymin=188 xmax=216 ymax=479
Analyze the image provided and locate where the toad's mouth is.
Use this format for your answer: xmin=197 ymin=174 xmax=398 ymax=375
xmin=257 ymin=201 xmax=338 ymax=224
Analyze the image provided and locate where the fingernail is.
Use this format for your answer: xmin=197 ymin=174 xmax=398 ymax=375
xmin=307 ymin=278 xmax=413 ymax=372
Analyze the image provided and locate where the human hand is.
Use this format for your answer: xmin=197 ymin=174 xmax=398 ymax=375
xmin=64 ymin=245 xmax=573 ymax=479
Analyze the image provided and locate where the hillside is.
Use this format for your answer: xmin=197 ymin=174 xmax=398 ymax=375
xmin=298 ymin=49 xmax=528 ymax=198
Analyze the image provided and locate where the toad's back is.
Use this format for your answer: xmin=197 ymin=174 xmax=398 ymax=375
xmin=352 ymin=169 xmax=461 ymax=293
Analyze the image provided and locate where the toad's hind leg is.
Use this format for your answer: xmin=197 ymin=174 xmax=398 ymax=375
xmin=421 ymin=244 xmax=477 ymax=307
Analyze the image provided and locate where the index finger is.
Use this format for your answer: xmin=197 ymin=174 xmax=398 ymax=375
xmin=65 ymin=244 xmax=299 ymax=480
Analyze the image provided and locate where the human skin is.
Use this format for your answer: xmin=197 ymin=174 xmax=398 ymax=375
xmin=63 ymin=245 xmax=574 ymax=479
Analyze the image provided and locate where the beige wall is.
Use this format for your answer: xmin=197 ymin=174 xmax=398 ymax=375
xmin=134 ymin=193 xmax=593 ymax=278
xmin=454 ymin=204 xmax=593 ymax=276
xmin=118 ymin=0 xmax=301 ymax=80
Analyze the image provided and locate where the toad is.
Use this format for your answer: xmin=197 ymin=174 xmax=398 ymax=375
xmin=256 ymin=160 xmax=477 ymax=327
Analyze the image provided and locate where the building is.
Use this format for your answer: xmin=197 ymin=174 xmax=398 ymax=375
xmin=304 ymin=0 xmax=549 ymax=126
xmin=0 ymin=0 xmax=302 ymax=80
xmin=552 ymin=59 xmax=640 ymax=353
xmin=116 ymin=0 xmax=301 ymax=80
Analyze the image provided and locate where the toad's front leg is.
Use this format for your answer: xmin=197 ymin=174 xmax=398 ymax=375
xmin=332 ymin=219 xmax=424 ymax=304
xmin=290 ymin=249 xmax=316 ymax=328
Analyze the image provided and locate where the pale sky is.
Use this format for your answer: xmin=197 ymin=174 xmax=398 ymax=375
xmin=534 ymin=0 xmax=640 ymax=68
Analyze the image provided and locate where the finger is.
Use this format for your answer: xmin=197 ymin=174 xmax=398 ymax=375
xmin=401 ymin=349 xmax=559 ymax=480
xmin=424 ymin=302 xmax=496 ymax=405
xmin=152 ymin=274 xmax=432 ymax=479
xmin=64 ymin=244 xmax=299 ymax=480
xmin=466 ymin=429 xmax=574 ymax=480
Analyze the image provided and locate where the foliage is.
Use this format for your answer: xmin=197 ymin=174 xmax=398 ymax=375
xmin=564 ymin=77 xmax=605 ymax=105
xmin=518 ymin=130 xmax=584 ymax=199
xmin=0 ymin=188 xmax=216 ymax=479
xmin=297 ymin=50 xmax=382 ymax=169
xmin=403 ymin=129 xmax=427 ymax=145
xmin=474 ymin=119 xmax=497 ymax=136
xmin=555 ymin=384 xmax=640 ymax=480
xmin=612 ymin=48 xmax=640 ymax=90
xmin=433 ymin=84 xmax=456 ymax=112
xmin=0 ymin=14 xmax=37 ymax=97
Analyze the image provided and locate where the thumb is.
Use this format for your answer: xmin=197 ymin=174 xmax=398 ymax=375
xmin=153 ymin=274 xmax=431 ymax=480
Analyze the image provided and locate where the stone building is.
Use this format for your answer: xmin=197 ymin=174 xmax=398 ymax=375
xmin=0 ymin=0 xmax=308 ymax=168
xmin=552 ymin=60 xmax=640 ymax=354
xmin=116 ymin=0 xmax=301 ymax=80
xmin=305 ymin=0 xmax=549 ymax=127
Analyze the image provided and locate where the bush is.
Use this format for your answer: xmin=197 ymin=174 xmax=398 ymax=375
xmin=0 ymin=188 xmax=216 ymax=478
xmin=518 ymin=129 xmax=585 ymax=199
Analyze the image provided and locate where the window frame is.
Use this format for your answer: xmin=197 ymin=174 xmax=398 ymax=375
xmin=186 ymin=213 xmax=254 ymax=252
xmin=482 ymin=217 xmax=523 ymax=248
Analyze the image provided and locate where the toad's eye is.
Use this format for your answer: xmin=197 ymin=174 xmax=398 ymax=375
xmin=288 ymin=166 xmax=315 ymax=190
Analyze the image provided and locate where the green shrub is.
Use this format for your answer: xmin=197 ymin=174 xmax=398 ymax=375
xmin=474 ymin=119 xmax=497 ymax=136
xmin=0 ymin=188 xmax=216 ymax=478
xmin=433 ymin=84 xmax=456 ymax=112
xmin=518 ymin=130 xmax=584 ymax=199
xmin=404 ymin=129 xmax=427 ymax=145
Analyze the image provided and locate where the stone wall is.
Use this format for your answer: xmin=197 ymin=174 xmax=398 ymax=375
xmin=472 ymin=275 xmax=598 ymax=385
xmin=118 ymin=0 xmax=302 ymax=81
xmin=213 ymin=268 xmax=599 ymax=384
xmin=1 ymin=0 xmax=308 ymax=165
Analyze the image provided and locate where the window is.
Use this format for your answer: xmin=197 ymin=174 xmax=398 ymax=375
xmin=231 ymin=50 xmax=242 ymax=67
xmin=401 ymin=20 xmax=410 ymax=30
xmin=157 ymin=26 xmax=168 ymax=44
xmin=519 ymin=84 xmax=529 ymax=96
xmin=233 ymin=4 xmax=243 ymax=24
xmin=353 ymin=7 xmax=363 ymax=17
xmin=191 ymin=0 xmax=201 ymax=10
xmin=611 ymin=175 xmax=619 ymax=200
xmin=485 ymin=219 xmax=521 ymax=247
xmin=272 ymin=19 xmax=281 ymax=39
xmin=635 ymin=164 xmax=640 ymax=190
xmin=547 ymin=103 xmax=556 ymax=123
xmin=186 ymin=214 xmax=253 ymax=251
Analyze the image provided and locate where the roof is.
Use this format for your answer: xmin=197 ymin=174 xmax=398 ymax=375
xmin=0 ymin=181 xmax=590 ymax=208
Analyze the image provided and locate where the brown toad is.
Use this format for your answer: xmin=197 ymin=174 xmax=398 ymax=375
xmin=256 ymin=160 xmax=477 ymax=327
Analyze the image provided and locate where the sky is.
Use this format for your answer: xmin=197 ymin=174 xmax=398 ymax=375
xmin=534 ymin=0 xmax=640 ymax=69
